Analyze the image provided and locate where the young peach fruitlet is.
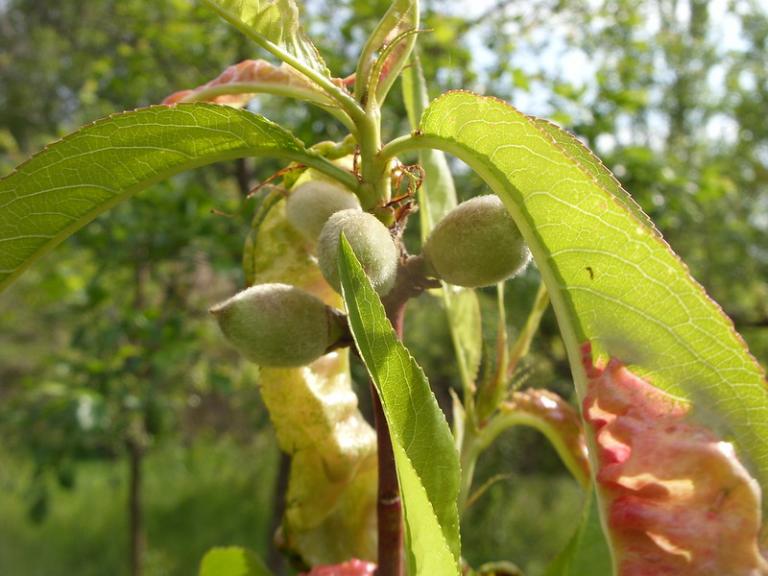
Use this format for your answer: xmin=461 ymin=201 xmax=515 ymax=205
xmin=317 ymin=209 xmax=399 ymax=296
xmin=286 ymin=179 xmax=362 ymax=242
xmin=423 ymin=195 xmax=530 ymax=288
xmin=210 ymin=283 xmax=347 ymax=367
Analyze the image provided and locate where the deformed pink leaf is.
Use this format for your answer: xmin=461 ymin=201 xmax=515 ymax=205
xmin=581 ymin=342 xmax=768 ymax=575
xmin=300 ymin=559 xmax=376 ymax=576
xmin=162 ymin=59 xmax=340 ymax=107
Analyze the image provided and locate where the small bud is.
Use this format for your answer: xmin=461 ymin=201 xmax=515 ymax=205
xmin=210 ymin=283 xmax=347 ymax=367
xmin=317 ymin=209 xmax=398 ymax=296
xmin=286 ymin=180 xmax=361 ymax=242
xmin=423 ymin=195 xmax=530 ymax=288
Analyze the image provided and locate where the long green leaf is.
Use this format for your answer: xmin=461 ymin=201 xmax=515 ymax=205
xmin=202 ymin=0 xmax=329 ymax=76
xmin=199 ymin=547 xmax=272 ymax=576
xmin=0 ymin=103 xmax=353 ymax=293
xmin=337 ymin=235 xmax=460 ymax=576
xmin=401 ymin=50 xmax=457 ymax=240
xmin=402 ymin=53 xmax=482 ymax=392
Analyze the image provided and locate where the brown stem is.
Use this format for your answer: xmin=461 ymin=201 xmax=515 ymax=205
xmin=128 ymin=439 xmax=145 ymax=576
xmin=234 ymin=158 xmax=253 ymax=197
xmin=267 ymin=452 xmax=290 ymax=576
xmin=371 ymin=380 xmax=403 ymax=576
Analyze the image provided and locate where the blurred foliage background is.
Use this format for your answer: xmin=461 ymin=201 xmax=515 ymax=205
xmin=0 ymin=0 xmax=766 ymax=575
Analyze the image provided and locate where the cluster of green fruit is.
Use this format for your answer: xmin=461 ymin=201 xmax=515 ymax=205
xmin=211 ymin=172 xmax=530 ymax=367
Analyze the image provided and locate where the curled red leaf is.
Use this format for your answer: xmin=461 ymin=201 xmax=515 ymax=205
xmin=504 ymin=388 xmax=590 ymax=486
xmin=582 ymin=342 xmax=768 ymax=575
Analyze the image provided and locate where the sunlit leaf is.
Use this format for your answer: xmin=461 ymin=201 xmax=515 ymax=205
xmin=199 ymin=547 xmax=272 ymax=576
xmin=408 ymin=91 xmax=768 ymax=569
xmin=0 ymin=104 xmax=347 ymax=294
xmin=338 ymin=235 xmax=461 ymax=576
xmin=202 ymin=0 xmax=329 ymax=76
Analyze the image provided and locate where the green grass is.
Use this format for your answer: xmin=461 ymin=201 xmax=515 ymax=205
xmin=460 ymin=423 xmax=586 ymax=576
xmin=0 ymin=435 xmax=278 ymax=576
xmin=0 ymin=427 xmax=583 ymax=576
xmin=462 ymin=474 xmax=584 ymax=575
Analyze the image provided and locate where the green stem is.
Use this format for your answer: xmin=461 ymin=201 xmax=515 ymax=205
xmin=357 ymin=108 xmax=394 ymax=210
xmin=443 ymin=285 xmax=478 ymax=403
xmin=475 ymin=284 xmax=510 ymax=421
xmin=293 ymin=152 xmax=360 ymax=193
xmin=458 ymin=423 xmax=481 ymax=512
xmin=263 ymin=42 xmax=365 ymax=123
xmin=476 ymin=410 xmax=590 ymax=488
xmin=506 ymin=282 xmax=549 ymax=378
xmin=379 ymin=132 xmax=422 ymax=166
xmin=459 ymin=403 xmax=590 ymax=514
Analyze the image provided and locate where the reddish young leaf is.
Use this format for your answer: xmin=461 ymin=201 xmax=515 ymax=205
xmin=582 ymin=343 xmax=768 ymax=575
xmin=300 ymin=559 xmax=376 ymax=576
xmin=162 ymin=59 xmax=340 ymax=107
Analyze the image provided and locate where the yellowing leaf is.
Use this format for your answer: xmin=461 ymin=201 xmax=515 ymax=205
xmin=250 ymin=203 xmax=377 ymax=566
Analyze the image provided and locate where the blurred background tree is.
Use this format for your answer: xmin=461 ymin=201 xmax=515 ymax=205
xmin=0 ymin=1 xmax=766 ymax=575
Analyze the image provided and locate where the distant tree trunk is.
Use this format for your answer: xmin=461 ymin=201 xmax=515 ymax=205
xmin=128 ymin=438 xmax=145 ymax=576
xmin=129 ymin=260 xmax=149 ymax=576
xmin=235 ymin=158 xmax=253 ymax=197
xmin=267 ymin=452 xmax=290 ymax=576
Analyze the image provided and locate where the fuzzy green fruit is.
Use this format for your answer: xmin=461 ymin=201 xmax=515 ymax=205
xmin=423 ymin=195 xmax=530 ymax=287
xmin=210 ymin=283 xmax=347 ymax=367
xmin=286 ymin=180 xmax=361 ymax=242
xmin=317 ymin=209 xmax=398 ymax=296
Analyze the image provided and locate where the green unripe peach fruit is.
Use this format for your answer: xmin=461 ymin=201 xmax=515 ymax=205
xmin=423 ymin=195 xmax=530 ymax=287
xmin=210 ymin=283 xmax=347 ymax=367
xmin=317 ymin=209 xmax=398 ymax=296
xmin=286 ymin=180 xmax=361 ymax=242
